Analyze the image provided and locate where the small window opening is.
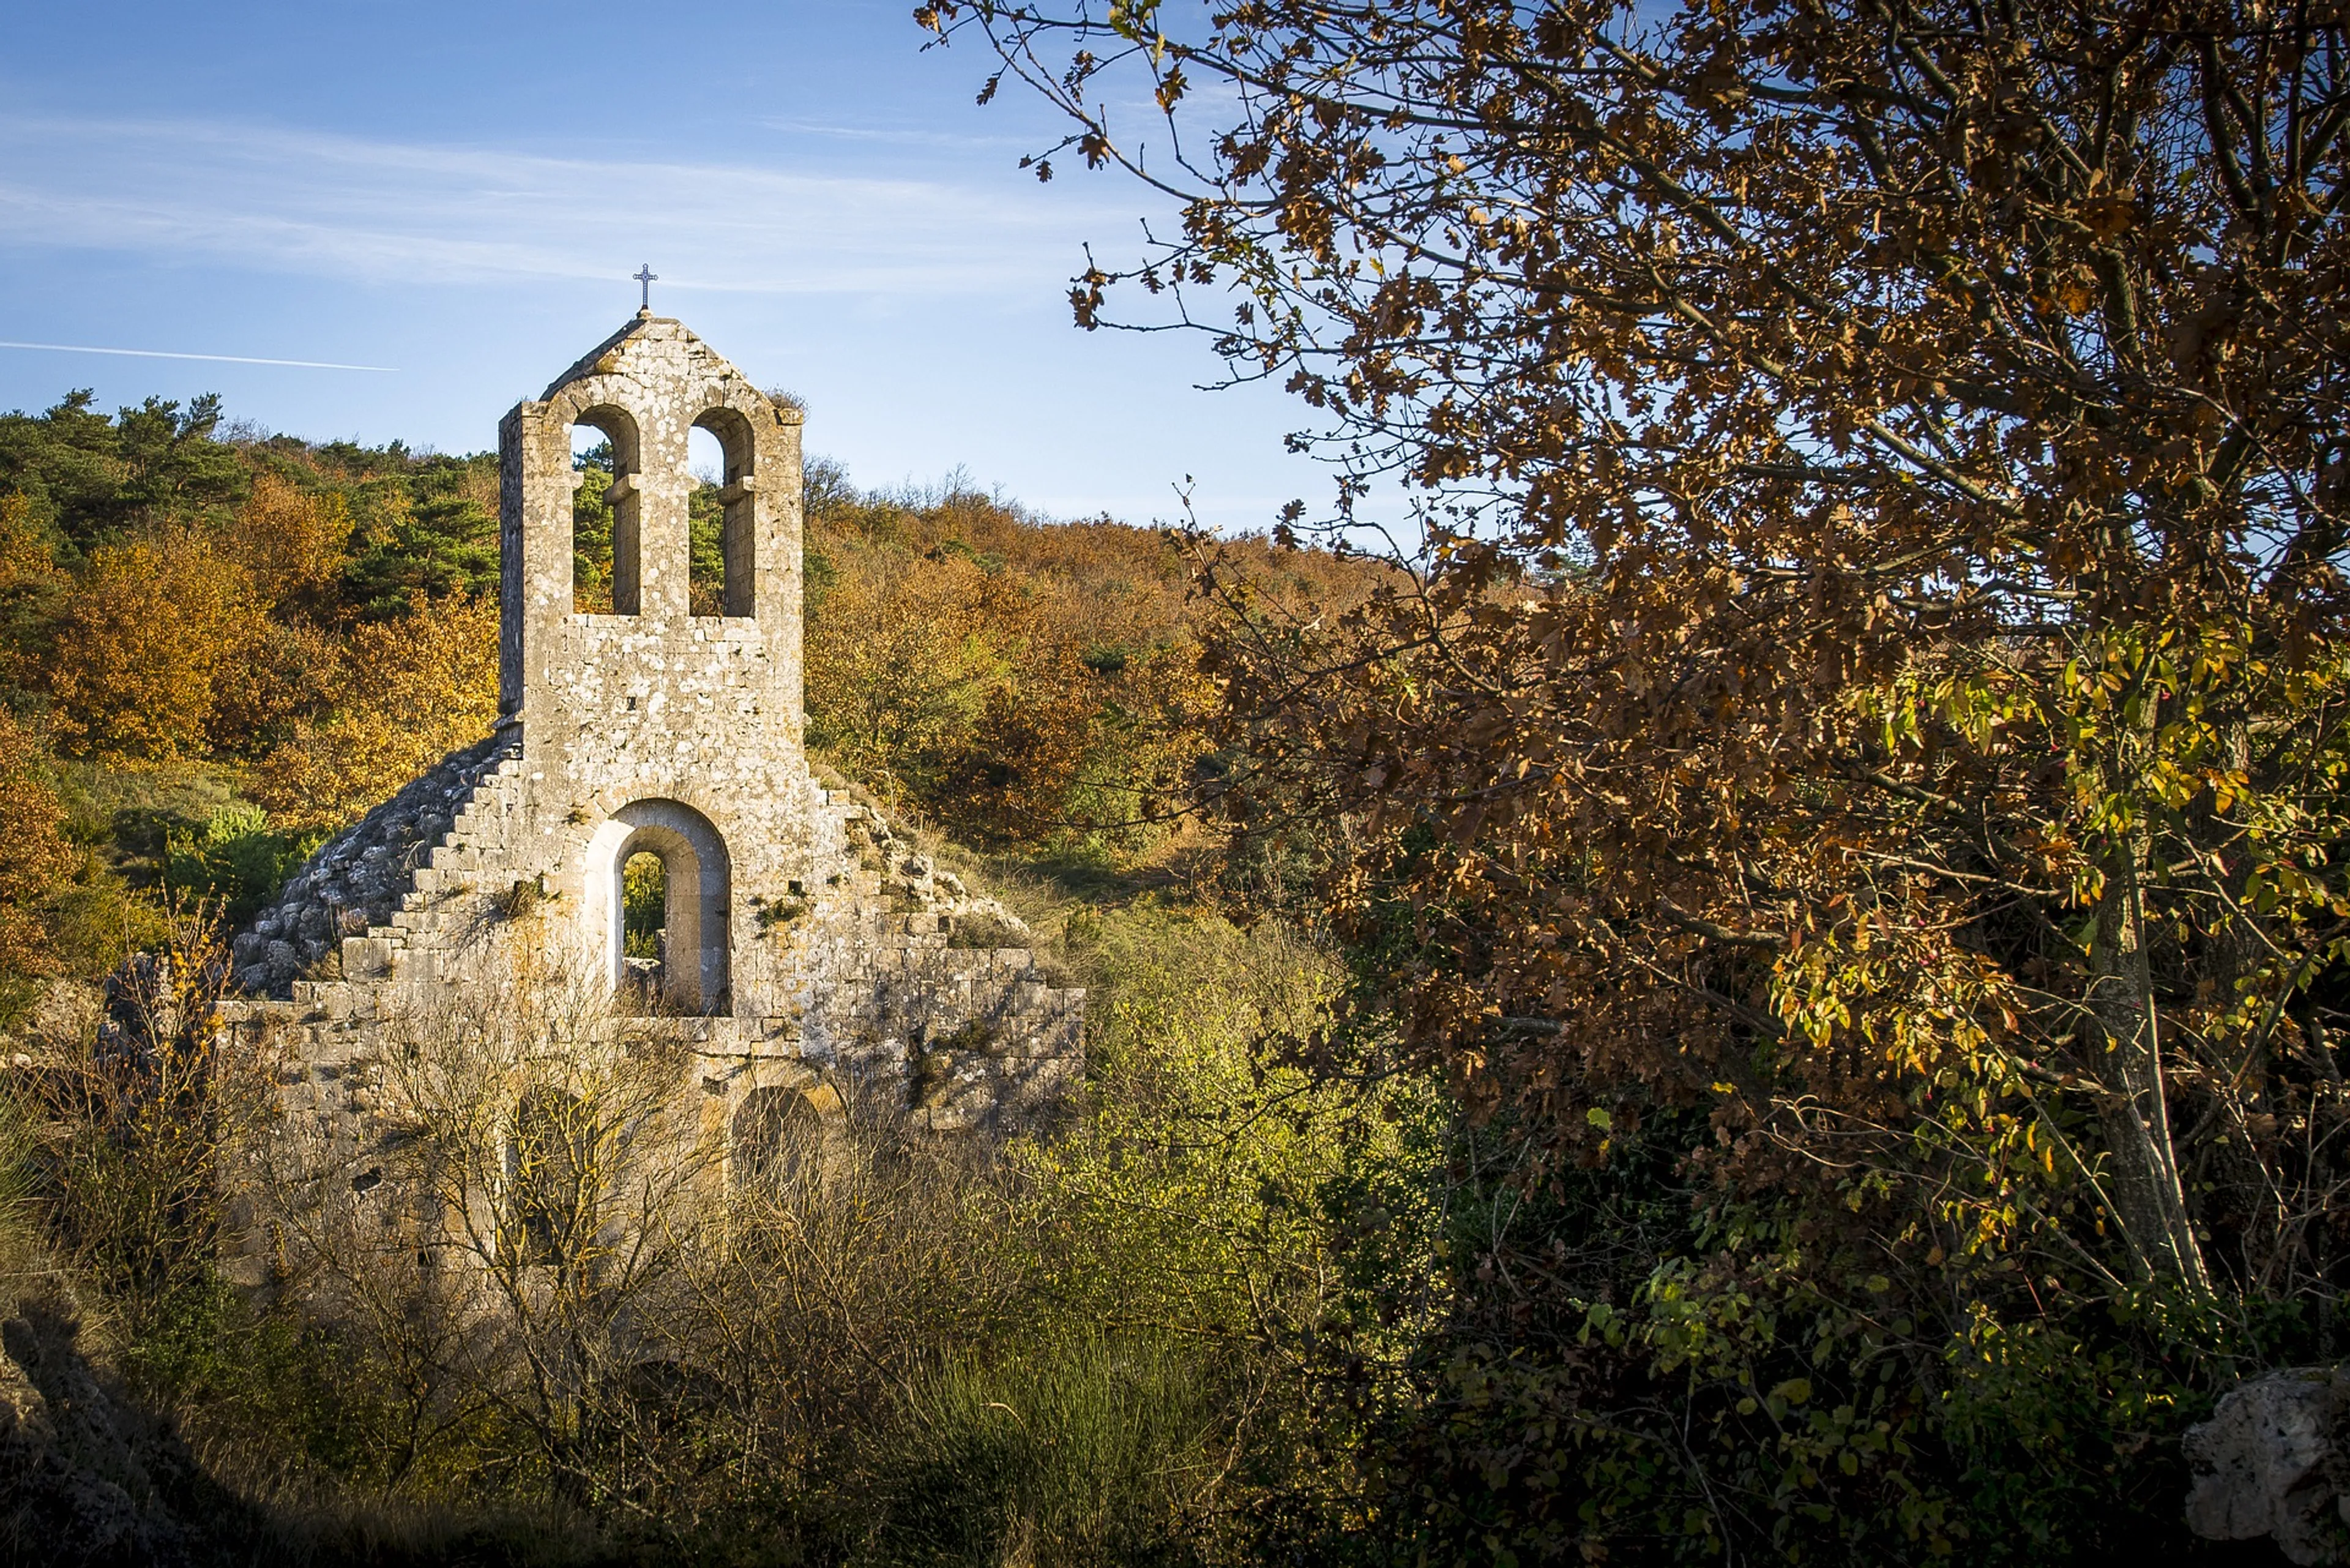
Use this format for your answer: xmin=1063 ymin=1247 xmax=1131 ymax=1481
xmin=733 ymin=1087 xmax=826 ymax=1195
xmin=691 ymin=409 xmax=756 ymax=618
xmin=572 ymin=408 xmax=641 ymax=614
xmin=508 ymin=1088 xmax=591 ymax=1268
xmin=621 ymin=851 xmax=666 ymax=1013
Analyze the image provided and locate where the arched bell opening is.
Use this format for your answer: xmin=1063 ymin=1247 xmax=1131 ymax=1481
xmin=690 ymin=405 xmax=758 ymax=619
xmin=570 ymin=403 xmax=643 ymax=614
xmin=584 ymin=800 xmax=731 ymax=1016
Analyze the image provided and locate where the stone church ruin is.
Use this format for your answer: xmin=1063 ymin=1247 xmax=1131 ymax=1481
xmin=217 ymin=314 xmax=1084 ymax=1222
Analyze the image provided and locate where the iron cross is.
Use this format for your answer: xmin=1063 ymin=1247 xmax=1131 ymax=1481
xmin=633 ymin=264 xmax=658 ymax=311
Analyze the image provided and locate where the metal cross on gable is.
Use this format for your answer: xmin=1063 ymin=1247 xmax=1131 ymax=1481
xmin=633 ymin=263 xmax=658 ymax=312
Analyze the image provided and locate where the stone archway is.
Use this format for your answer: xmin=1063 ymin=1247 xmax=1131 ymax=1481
xmin=731 ymin=1082 xmax=844 ymax=1192
xmin=583 ymin=799 xmax=731 ymax=1015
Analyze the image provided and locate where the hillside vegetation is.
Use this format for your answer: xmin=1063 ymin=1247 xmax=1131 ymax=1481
xmin=0 ymin=391 xmax=1354 ymax=1017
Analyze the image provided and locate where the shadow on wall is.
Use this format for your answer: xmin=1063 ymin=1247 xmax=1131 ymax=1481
xmin=0 ymin=1297 xmax=245 ymax=1562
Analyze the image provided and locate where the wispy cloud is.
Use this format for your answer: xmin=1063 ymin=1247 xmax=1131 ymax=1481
xmin=0 ymin=113 xmax=1135 ymax=297
xmin=758 ymin=115 xmax=1031 ymax=150
xmin=0 ymin=340 xmax=395 ymax=370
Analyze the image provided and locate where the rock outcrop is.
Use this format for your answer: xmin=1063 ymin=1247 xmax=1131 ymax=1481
xmin=2186 ymin=1368 xmax=2350 ymax=1564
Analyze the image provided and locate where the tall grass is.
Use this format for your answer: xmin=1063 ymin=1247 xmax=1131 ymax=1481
xmin=868 ymin=1335 xmax=1224 ymax=1568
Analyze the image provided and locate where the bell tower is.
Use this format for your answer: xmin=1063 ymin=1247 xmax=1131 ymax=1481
xmin=498 ymin=311 xmax=808 ymax=782
xmin=493 ymin=314 xmax=811 ymax=1014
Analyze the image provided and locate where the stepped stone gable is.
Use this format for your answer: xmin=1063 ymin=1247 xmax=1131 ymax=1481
xmin=221 ymin=316 xmax=1084 ymax=1178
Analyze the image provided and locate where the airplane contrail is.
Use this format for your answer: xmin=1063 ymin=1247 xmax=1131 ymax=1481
xmin=0 ymin=340 xmax=395 ymax=371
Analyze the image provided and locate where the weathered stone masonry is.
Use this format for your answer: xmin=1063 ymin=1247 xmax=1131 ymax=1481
xmin=219 ymin=315 xmax=1084 ymax=1190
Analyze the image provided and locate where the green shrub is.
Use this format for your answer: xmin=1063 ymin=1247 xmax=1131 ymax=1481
xmin=161 ymin=801 xmax=316 ymax=924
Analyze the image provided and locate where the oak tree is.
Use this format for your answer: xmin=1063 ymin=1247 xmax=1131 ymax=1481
xmin=930 ymin=0 xmax=2350 ymax=1549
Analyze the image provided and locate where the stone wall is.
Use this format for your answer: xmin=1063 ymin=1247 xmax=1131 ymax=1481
xmin=223 ymin=752 xmax=1083 ymax=1159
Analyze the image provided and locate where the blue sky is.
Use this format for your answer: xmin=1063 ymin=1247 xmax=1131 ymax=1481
xmin=0 ymin=1 xmax=1313 ymax=531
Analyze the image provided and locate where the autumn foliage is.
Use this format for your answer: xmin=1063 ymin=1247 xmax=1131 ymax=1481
xmin=803 ymin=476 xmax=1352 ymax=852
xmin=46 ymin=530 xmax=264 ymax=760
xmin=252 ymin=591 xmax=501 ymax=831
xmin=0 ymin=390 xmax=1316 ymax=1003
xmin=0 ymin=399 xmax=504 ymax=999
xmin=229 ymin=470 xmax=353 ymax=618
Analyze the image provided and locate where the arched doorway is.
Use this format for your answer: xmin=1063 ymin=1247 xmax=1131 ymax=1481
xmin=506 ymin=1087 xmax=591 ymax=1267
xmin=584 ymin=800 xmax=731 ymax=1015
